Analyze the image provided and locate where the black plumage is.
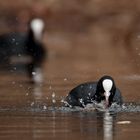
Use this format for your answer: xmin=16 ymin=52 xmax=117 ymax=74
xmin=0 ymin=18 xmax=47 ymax=82
xmin=65 ymin=75 xmax=123 ymax=108
xmin=25 ymin=21 xmax=47 ymax=78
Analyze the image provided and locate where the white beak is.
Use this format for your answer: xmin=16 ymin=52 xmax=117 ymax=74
xmin=30 ymin=18 xmax=45 ymax=41
xmin=103 ymin=79 xmax=113 ymax=107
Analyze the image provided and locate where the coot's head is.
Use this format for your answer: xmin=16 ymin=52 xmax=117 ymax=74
xmin=30 ymin=18 xmax=45 ymax=41
xmin=96 ymin=75 xmax=116 ymax=107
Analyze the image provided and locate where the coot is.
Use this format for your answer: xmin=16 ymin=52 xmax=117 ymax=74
xmin=0 ymin=18 xmax=47 ymax=83
xmin=65 ymin=75 xmax=123 ymax=108
xmin=25 ymin=18 xmax=47 ymax=83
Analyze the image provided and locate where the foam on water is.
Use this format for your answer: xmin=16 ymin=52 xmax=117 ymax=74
xmin=0 ymin=102 xmax=140 ymax=113
xmin=60 ymin=102 xmax=140 ymax=113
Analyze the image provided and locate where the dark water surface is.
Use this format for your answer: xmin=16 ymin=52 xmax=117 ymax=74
xmin=0 ymin=32 xmax=140 ymax=140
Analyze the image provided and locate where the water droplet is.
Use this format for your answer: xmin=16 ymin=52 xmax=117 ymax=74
xmin=16 ymin=42 xmax=19 ymax=45
xmin=19 ymin=84 xmax=23 ymax=87
xmin=52 ymin=92 xmax=55 ymax=98
xmin=31 ymin=102 xmax=34 ymax=106
xmin=18 ymin=54 xmax=21 ymax=57
xmin=49 ymin=86 xmax=52 ymax=90
xmin=32 ymin=72 xmax=36 ymax=75
xmin=64 ymin=78 xmax=67 ymax=81
xmin=52 ymin=99 xmax=56 ymax=103
xmin=137 ymin=35 xmax=140 ymax=39
xmin=89 ymin=86 xmax=92 ymax=89
xmin=79 ymin=98 xmax=83 ymax=103
xmin=61 ymin=99 xmax=64 ymax=103
xmin=43 ymin=105 xmax=47 ymax=110
xmin=12 ymin=81 xmax=15 ymax=84
xmin=88 ymin=92 xmax=91 ymax=96
xmin=12 ymin=38 xmax=15 ymax=42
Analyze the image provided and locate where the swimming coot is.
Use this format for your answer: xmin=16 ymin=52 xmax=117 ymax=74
xmin=65 ymin=75 xmax=123 ymax=108
xmin=0 ymin=18 xmax=47 ymax=83
xmin=25 ymin=18 xmax=47 ymax=83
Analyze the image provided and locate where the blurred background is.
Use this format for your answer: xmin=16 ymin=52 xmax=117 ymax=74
xmin=0 ymin=0 xmax=140 ymax=140
xmin=0 ymin=0 xmax=139 ymax=101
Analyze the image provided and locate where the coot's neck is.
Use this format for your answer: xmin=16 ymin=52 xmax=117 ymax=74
xmin=28 ymin=28 xmax=43 ymax=44
xmin=94 ymin=90 xmax=116 ymax=106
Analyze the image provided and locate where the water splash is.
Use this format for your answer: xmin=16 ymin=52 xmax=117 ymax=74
xmin=61 ymin=99 xmax=72 ymax=108
xmin=0 ymin=102 xmax=140 ymax=113
xmin=79 ymin=98 xmax=86 ymax=107
xmin=52 ymin=92 xmax=56 ymax=106
xmin=43 ymin=105 xmax=47 ymax=110
xmin=32 ymin=68 xmax=43 ymax=83
xmin=61 ymin=101 xmax=140 ymax=113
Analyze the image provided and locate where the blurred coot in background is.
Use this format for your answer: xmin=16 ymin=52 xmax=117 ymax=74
xmin=0 ymin=18 xmax=47 ymax=83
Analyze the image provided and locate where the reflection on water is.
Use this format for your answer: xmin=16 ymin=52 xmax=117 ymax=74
xmin=103 ymin=112 xmax=113 ymax=140
xmin=0 ymin=1 xmax=140 ymax=139
xmin=0 ymin=108 xmax=139 ymax=140
xmin=33 ymin=83 xmax=43 ymax=100
xmin=0 ymin=63 xmax=139 ymax=140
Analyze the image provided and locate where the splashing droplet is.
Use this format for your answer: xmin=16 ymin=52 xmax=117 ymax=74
xmin=12 ymin=81 xmax=15 ymax=84
xmin=31 ymin=102 xmax=34 ymax=106
xmin=43 ymin=105 xmax=47 ymax=110
xmin=32 ymin=72 xmax=36 ymax=76
xmin=52 ymin=92 xmax=55 ymax=98
xmin=64 ymin=78 xmax=67 ymax=81
xmin=52 ymin=99 xmax=56 ymax=104
xmin=49 ymin=86 xmax=52 ymax=90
